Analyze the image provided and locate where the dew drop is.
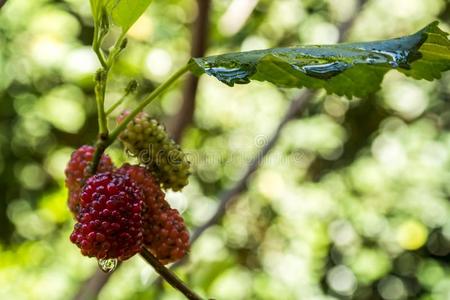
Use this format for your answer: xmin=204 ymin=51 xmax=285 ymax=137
xmin=98 ymin=258 xmax=118 ymax=273
xmin=389 ymin=61 xmax=399 ymax=68
xmin=298 ymin=61 xmax=350 ymax=79
xmin=205 ymin=66 xmax=252 ymax=86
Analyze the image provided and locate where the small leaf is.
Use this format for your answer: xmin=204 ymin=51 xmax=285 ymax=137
xmin=189 ymin=22 xmax=450 ymax=98
xmin=108 ymin=0 xmax=152 ymax=32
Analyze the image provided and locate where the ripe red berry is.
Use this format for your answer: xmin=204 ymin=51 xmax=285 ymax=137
xmin=70 ymin=172 xmax=144 ymax=261
xmin=65 ymin=145 xmax=114 ymax=215
xmin=144 ymin=208 xmax=190 ymax=264
xmin=116 ymin=164 xmax=190 ymax=264
xmin=116 ymin=163 xmax=166 ymax=207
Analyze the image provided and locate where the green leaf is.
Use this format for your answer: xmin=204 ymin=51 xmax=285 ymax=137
xmin=108 ymin=0 xmax=152 ymax=32
xmin=189 ymin=22 xmax=450 ymax=98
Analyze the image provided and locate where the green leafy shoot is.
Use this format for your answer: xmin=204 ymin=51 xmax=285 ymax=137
xmin=189 ymin=22 xmax=450 ymax=98
xmin=90 ymin=0 xmax=152 ymax=33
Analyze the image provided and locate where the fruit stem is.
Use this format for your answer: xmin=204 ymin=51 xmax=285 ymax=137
xmin=91 ymin=29 xmax=134 ymax=174
xmin=95 ymin=69 xmax=109 ymax=138
xmin=92 ymin=22 xmax=117 ymax=148
xmin=140 ymin=249 xmax=204 ymax=300
xmin=90 ymin=65 xmax=189 ymax=173
xmin=108 ymin=64 xmax=189 ymax=142
xmin=106 ymin=31 xmax=127 ymax=69
xmin=89 ymin=138 xmax=108 ymax=175
xmin=105 ymin=80 xmax=138 ymax=116
xmin=92 ymin=22 xmax=108 ymax=69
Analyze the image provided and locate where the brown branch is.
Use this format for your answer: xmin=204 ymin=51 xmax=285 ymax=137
xmin=140 ymin=249 xmax=204 ymax=300
xmin=170 ymin=0 xmax=212 ymax=142
xmin=190 ymin=90 xmax=314 ymax=244
xmin=0 ymin=0 xmax=6 ymax=9
xmin=72 ymin=267 xmax=117 ymax=300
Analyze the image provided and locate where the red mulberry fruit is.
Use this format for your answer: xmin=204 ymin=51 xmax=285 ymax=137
xmin=117 ymin=164 xmax=189 ymax=264
xmin=144 ymin=207 xmax=190 ymax=264
xmin=65 ymin=145 xmax=114 ymax=215
xmin=70 ymin=172 xmax=144 ymax=261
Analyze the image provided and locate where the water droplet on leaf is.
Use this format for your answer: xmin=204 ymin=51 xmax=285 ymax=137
xmin=205 ymin=66 xmax=252 ymax=86
xmin=389 ymin=61 xmax=399 ymax=68
xmin=98 ymin=258 xmax=118 ymax=273
xmin=297 ymin=61 xmax=350 ymax=79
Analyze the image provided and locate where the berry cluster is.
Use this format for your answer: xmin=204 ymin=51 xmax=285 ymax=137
xmin=118 ymin=112 xmax=190 ymax=191
xmin=66 ymin=144 xmax=190 ymax=264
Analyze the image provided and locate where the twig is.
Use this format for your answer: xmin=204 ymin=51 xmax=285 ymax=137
xmin=171 ymin=0 xmax=212 ymax=142
xmin=92 ymin=18 xmax=108 ymax=69
xmin=105 ymin=80 xmax=138 ymax=116
xmin=94 ymin=70 xmax=109 ymax=138
xmin=140 ymin=249 xmax=204 ymax=300
xmin=0 ymin=0 xmax=7 ymax=9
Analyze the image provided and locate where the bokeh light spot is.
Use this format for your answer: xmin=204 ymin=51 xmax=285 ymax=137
xmin=378 ymin=276 xmax=407 ymax=300
xmin=396 ymin=220 xmax=428 ymax=250
xmin=326 ymin=265 xmax=357 ymax=296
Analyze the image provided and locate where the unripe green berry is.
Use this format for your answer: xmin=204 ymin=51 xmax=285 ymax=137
xmin=118 ymin=112 xmax=190 ymax=191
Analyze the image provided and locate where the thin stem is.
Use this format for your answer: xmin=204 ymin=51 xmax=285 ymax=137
xmin=106 ymin=31 xmax=127 ymax=69
xmin=91 ymin=30 xmax=134 ymax=174
xmin=90 ymin=65 xmax=190 ymax=173
xmin=93 ymin=30 xmax=127 ymax=140
xmin=140 ymin=249 xmax=203 ymax=300
xmin=94 ymin=45 xmax=108 ymax=69
xmin=95 ymin=70 xmax=108 ymax=137
xmin=89 ymin=139 xmax=108 ymax=175
xmin=94 ymin=34 xmax=125 ymax=136
xmin=106 ymin=92 xmax=130 ymax=116
xmin=108 ymin=64 xmax=190 ymax=142
xmin=92 ymin=25 xmax=108 ymax=69
xmin=106 ymin=80 xmax=138 ymax=116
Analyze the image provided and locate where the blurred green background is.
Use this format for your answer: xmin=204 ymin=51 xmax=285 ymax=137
xmin=1 ymin=0 xmax=450 ymax=299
